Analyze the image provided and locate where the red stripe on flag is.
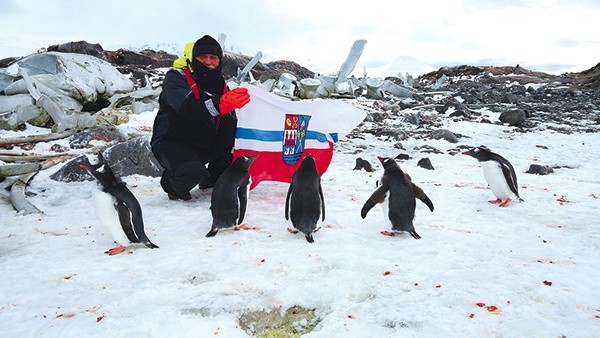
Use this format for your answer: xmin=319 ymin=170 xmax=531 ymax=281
xmin=233 ymin=144 xmax=334 ymax=190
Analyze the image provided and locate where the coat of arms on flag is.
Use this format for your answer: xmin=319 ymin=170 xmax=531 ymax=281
xmin=233 ymin=84 xmax=366 ymax=189
xmin=283 ymin=114 xmax=310 ymax=165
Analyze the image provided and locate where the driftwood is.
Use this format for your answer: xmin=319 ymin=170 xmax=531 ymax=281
xmin=10 ymin=172 xmax=43 ymax=215
xmin=236 ymin=51 xmax=263 ymax=82
xmin=0 ymin=162 xmax=42 ymax=177
xmin=0 ymin=153 xmax=76 ymax=162
xmin=0 ymin=129 xmax=77 ymax=146
xmin=8 ymin=153 xmax=79 ymax=215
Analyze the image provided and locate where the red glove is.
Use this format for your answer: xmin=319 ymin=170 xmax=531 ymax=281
xmin=219 ymin=87 xmax=250 ymax=114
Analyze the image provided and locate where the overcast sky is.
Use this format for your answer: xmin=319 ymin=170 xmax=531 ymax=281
xmin=1 ymin=0 xmax=598 ymax=75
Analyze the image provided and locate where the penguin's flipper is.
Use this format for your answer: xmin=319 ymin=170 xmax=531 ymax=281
xmin=412 ymin=183 xmax=434 ymax=212
xmin=237 ymin=185 xmax=249 ymax=225
xmin=409 ymin=230 xmax=421 ymax=240
xmin=116 ymin=201 xmax=139 ymax=243
xmin=121 ymin=189 xmax=158 ymax=248
xmin=318 ymin=183 xmax=325 ymax=221
xmin=284 ymin=182 xmax=293 ymax=221
xmin=490 ymin=152 xmax=521 ymax=198
xmin=361 ymin=186 xmax=388 ymax=218
xmin=205 ymin=228 xmax=219 ymax=237
xmin=105 ymin=244 xmax=126 ymax=255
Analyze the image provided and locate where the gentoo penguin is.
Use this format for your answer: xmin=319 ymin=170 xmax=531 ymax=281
xmin=361 ymin=156 xmax=434 ymax=239
xmin=206 ymin=155 xmax=257 ymax=237
xmin=79 ymin=154 xmax=158 ymax=255
xmin=285 ymin=155 xmax=325 ymax=243
xmin=462 ymin=146 xmax=523 ymax=207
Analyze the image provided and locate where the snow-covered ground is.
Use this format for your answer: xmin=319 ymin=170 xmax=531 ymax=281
xmin=1 ymin=103 xmax=599 ymax=337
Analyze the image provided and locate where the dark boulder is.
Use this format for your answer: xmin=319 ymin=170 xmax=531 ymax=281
xmin=47 ymin=40 xmax=105 ymax=59
xmin=499 ymin=109 xmax=527 ymax=126
xmin=526 ymin=164 xmax=554 ymax=175
xmin=417 ymin=157 xmax=434 ymax=170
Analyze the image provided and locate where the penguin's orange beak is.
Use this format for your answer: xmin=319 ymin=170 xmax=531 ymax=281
xmin=79 ymin=164 xmax=89 ymax=169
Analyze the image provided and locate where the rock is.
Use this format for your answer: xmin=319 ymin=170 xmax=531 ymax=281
xmin=49 ymin=154 xmax=92 ymax=182
xmin=102 ymin=136 xmax=162 ymax=177
xmin=417 ymin=145 xmax=443 ymax=154
xmin=436 ymin=99 xmax=471 ymax=118
xmin=47 ymin=41 xmax=105 ymax=59
xmin=9 ymin=52 xmax=135 ymax=101
xmin=574 ymin=62 xmax=600 ymax=90
xmin=50 ymin=135 xmax=161 ymax=182
xmin=499 ymin=109 xmax=527 ymax=126
xmin=103 ymin=48 xmax=157 ymax=67
xmin=0 ymin=94 xmax=38 ymax=130
xmin=431 ymin=129 xmax=459 ymax=143
xmin=402 ymin=114 xmax=420 ymax=126
xmin=417 ymin=157 xmax=434 ymax=170
xmin=0 ymin=71 xmax=16 ymax=92
xmin=526 ymin=164 xmax=554 ymax=175
xmin=68 ymin=127 xmax=123 ymax=149
xmin=395 ymin=153 xmax=411 ymax=160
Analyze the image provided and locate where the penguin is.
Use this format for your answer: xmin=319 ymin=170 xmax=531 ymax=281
xmin=462 ymin=146 xmax=523 ymax=207
xmin=206 ymin=155 xmax=257 ymax=237
xmin=284 ymin=155 xmax=325 ymax=243
xmin=79 ymin=153 xmax=159 ymax=255
xmin=361 ymin=156 xmax=434 ymax=239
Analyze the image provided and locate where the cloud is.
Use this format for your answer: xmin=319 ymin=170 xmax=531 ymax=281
xmin=553 ymin=37 xmax=579 ymax=48
xmin=0 ymin=0 xmax=598 ymax=75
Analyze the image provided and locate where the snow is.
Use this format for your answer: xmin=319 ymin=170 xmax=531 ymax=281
xmin=1 ymin=101 xmax=599 ymax=337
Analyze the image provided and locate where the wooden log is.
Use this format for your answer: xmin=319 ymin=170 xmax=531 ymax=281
xmin=0 ymin=153 xmax=76 ymax=162
xmin=0 ymin=129 xmax=77 ymax=146
xmin=10 ymin=172 xmax=43 ymax=215
xmin=8 ymin=154 xmax=75 ymax=215
xmin=0 ymin=162 xmax=42 ymax=177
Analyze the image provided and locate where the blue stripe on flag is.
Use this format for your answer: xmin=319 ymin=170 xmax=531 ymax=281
xmin=236 ymin=128 xmax=338 ymax=143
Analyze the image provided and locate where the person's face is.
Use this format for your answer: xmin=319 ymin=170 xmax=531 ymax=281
xmin=195 ymin=54 xmax=220 ymax=69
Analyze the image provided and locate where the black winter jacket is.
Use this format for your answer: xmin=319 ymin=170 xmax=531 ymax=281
xmin=151 ymin=69 xmax=234 ymax=154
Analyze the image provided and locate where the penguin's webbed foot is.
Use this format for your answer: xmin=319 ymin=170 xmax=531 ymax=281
xmin=380 ymin=231 xmax=395 ymax=236
xmin=287 ymin=228 xmax=299 ymax=234
xmin=105 ymin=245 xmax=126 ymax=255
xmin=499 ymin=198 xmax=512 ymax=207
xmin=488 ymin=198 xmax=503 ymax=204
xmin=234 ymin=224 xmax=258 ymax=231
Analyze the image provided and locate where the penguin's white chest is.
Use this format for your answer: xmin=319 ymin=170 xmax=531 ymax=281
xmin=480 ymin=161 xmax=516 ymax=200
xmin=92 ymin=188 xmax=130 ymax=246
xmin=377 ymin=176 xmax=392 ymax=228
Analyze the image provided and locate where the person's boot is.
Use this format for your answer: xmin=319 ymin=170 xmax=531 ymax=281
xmin=160 ymin=172 xmax=191 ymax=200
xmin=170 ymin=161 xmax=211 ymax=197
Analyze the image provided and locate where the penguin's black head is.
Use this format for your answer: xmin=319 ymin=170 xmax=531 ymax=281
xmin=461 ymin=146 xmax=492 ymax=161
xmin=377 ymin=156 xmax=401 ymax=172
xmin=300 ymin=155 xmax=316 ymax=168
xmin=234 ymin=155 xmax=257 ymax=169
xmin=78 ymin=154 xmax=102 ymax=172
